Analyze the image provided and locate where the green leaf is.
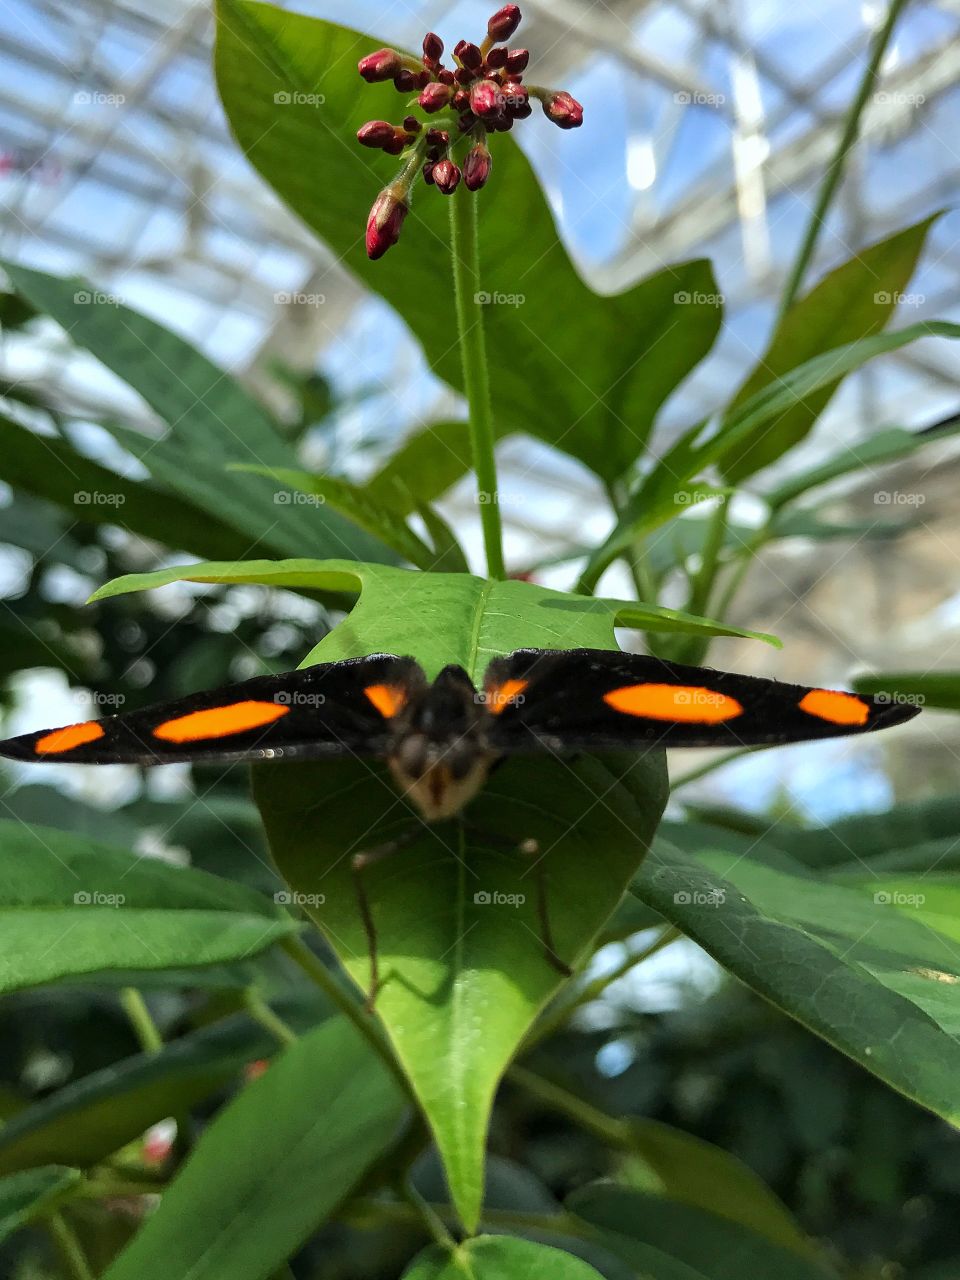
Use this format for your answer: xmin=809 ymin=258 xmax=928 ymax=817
xmin=718 ymin=216 xmax=941 ymax=482
xmin=233 ymin=465 xmax=440 ymax=569
xmin=765 ymin=418 xmax=960 ymax=509
xmin=615 ymin=320 xmax=960 ymax=540
xmin=0 ymin=821 xmax=295 ymax=993
xmin=102 ymin=1019 xmax=405 ymax=1280
xmin=634 ymin=827 xmax=960 ymax=1124
xmin=621 ymin=1118 xmax=814 ymax=1258
xmin=0 ymin=1166 xmax=81 ymax=1244
xmin=853 ymin=671 xmax=960 ymax=712
xmin=0 ymin=413 xmax=248 ymax=561
xmin=568 ymin=1184 xmax=836 ymax=1280
xmin=402 ymin=1237 xmax=607 ymax=1280
xmin=0 ymin=1000 xmax=326 ymax=1174
xmin=2 ymin=261 xmax=391 ymax=563
xmin=213 ymin=2 xmax=721 ymax=482
xmin=578 ymin=489 xmax=732 ymax=594
xmin=366 ymin=421 xmax=477 ymax=516
xmin=88 ymin=557 xmax=779 ymax=649
xmin=763 ymin=795 xmax=960 ymax=871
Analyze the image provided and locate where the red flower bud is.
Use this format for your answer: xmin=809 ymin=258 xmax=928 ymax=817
xmin=393 ymin=68 xmax=416 ymax=92
xmin=422 ymin=161 xmax=436 ymax=185
xmin=488 ymin=4 xmax=522 ymax=43
xmin=457 ymin=110 xmax=475 ymax=133
xmin=463 ymin=143 xmax=492 ymax=191
xmin=417 ymin=70 xmax=432 ymax=88
xmin=456 ymin=41 xmax=484 ymax=70
xmin=426 ymin=127 xmax=450 ymax=148
xmin=470 ymin=79 xmax=502 ymax=118
xmin=439 ymin=68 xmax=456 ymax=86
xmin=503 ymin=83 xmax=531 ymax=117
xmin=543 ymin=89 xmax=583 ymax=129
xmin=432 ymin=158 xmax=462 ymax=195
xmin=455 ymin=66 xmax=474 ymax=86
xmin=357 ymin=120 xmax=396 ymax=148
xmin=366 ymin=188 xmax=408 ymax=260
xmin=453 ymin=89 xmax=471 ymax=111
xmin=505 ymin=47 xmax=529 ymax=74
xmin=403 ymin=114 xmax=421 ymax=133
xmin=419 ymin=82 xmax=453 ymax=113
xmin=383 ymin=133 xmax=406 ymax=154
xmin=359 ymin=49 xmax=401 ymax=83
xmin=423 ymin=32 xmax=443 ymax=63
xmin=486 ymin=46 xmax=508 ymax=70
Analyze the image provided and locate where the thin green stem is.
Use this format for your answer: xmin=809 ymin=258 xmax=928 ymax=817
xmin=243 ymin=988 xmax=299 ymax=1048
xmin=344 ymin=1196 xmax=591 ymax=1241
xmin=776 ymin=0 xmax=911 ymax=320
xmin=524 ymin=926 xmax=679 ymax=1052
xmin=449 ymin=183 xmax=505 ymax=579
xmin=279 ymin=935 xmax=408 ymax=1093
xmin=670 ymin=745 xmax=764 ymax=789
xmin=48 ymin=1212 xmax=94 ymax=1280
xmin=400 ymin=1176 xmax=458 ymax=1250
xmin=119 ymin=987 xmax=163 ymax=1054
xmin=507 ymin=1065 xmax=632 ymax=1149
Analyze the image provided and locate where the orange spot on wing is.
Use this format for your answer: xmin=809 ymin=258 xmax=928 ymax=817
xmin=604 ymin=683 xmax=742 ymax=724
xmin=486 ymin=678 xmax=528 ymax=714
xmin=35 ymin=721 xmax=105 ymax=755
xmin=364 ymin=684 xmax=408 ymax=719
xmin=154 ymin=701 xmax=289 ymax=743
xmin=798 ymin=688 xmax=869 ymax=727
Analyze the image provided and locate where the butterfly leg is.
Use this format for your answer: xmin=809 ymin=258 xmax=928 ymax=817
xmin=518 ymin=838 xmax=573 ymax=979
xmin=351 ymin=828 xmax=420 ymax=1012
xmin=465 ymin=824 xmax=573 ymax=979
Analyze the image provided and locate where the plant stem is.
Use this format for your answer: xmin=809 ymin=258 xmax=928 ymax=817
xmin=243 ymin=988 xmax=299 ymax=1047
xmin=48 ymin=1212 xmax=94 ymax=1280
xmin=449 ymin=182 xmax=505 ymax=579
xmin=400 ymin=1176 xmax=458 ymax=1250
xmin=345 ymin=1196 xmax=591 ymax=1241
xmin=669 ymin=745 xmax=764 ymax=789
xmin=776 ymin=0 xmax=910 ymax=320
xmin=507 ymin=1065 xmax=631 ymax=1149
xmin=279 ymin=935 xmax=408 ymax=1093
xmin=119 ymin=987 xmax=163 ymax=1054
xmin=523 ymin=926 xmax=679 ymax=1052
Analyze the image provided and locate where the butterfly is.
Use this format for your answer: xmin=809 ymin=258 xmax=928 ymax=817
xmin=0 ymin=648 xmax=918 ymax=1005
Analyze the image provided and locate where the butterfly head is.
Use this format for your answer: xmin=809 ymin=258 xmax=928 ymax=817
xmin=387 ymin=664 xmax=495 ymax=821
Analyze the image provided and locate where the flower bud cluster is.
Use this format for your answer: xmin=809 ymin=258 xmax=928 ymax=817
xmin=357 ymin=5 xmax=583 ymax=258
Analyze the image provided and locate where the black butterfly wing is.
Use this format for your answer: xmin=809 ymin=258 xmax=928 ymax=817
xmin=483 ymin=648 xmax=919 ymax=753
xmin=0 ymin=654 xmax=424 ymax=766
